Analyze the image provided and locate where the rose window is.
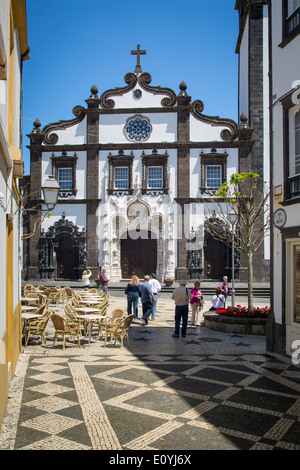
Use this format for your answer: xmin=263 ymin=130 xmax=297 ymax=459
xmin=124 ymin=115 xmax=152 ymax=142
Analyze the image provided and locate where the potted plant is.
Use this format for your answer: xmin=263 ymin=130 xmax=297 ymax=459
xmin=164 ymin=277 xmax=175 ymax=287
xmin=94 ymin=276 xmax=101 ymax=286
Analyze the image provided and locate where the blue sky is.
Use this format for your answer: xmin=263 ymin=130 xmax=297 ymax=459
xmin=22 ymin=0 xmax=239 ymax=174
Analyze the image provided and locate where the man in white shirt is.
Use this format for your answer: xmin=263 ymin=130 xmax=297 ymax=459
xmin=149 ymin=273 xmax=161 ymax=320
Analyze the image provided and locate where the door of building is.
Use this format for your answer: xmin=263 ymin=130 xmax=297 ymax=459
xmin=121 ymin=231 xmax=157 ymax=279
xmin=56 ymin=234 xmax=76 ymax=279
xmin=204 ymin=232 xmax=227 ymax=280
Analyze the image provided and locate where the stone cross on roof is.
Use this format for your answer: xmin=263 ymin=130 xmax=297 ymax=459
xmin=131 ymin=44 xmax=146 ymax=74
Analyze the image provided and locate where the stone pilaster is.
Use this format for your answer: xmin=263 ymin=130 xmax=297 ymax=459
xmin=24 ymin=120 xmax=44 ymax=280
xmin=85 ymin=86 xmax=100 ymax=274
xmin=175 ymin=85 xmax=191 ymax=280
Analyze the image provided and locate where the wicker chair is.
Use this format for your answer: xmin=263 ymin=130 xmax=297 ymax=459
xmin=103 ymin=311 xmax=132 ymax=348
xmin=51 ymin=313 xmax=81 ymax=350
xmin=25 ymin=310 xmax=52 ymax=347
xmin=48 ymin=290 xmax=61 ymax=306
xmin=25 ymin=292 xmax=39 ymax=306
xmin=88 ymin=288 xmax=98 ymax=294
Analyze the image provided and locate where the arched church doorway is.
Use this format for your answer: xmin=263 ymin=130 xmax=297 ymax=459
xmin=120 ymin=230 xmax=157 ymax=279
xmin=56 ymin=234 xmax=76 ymax=279
xmin=204 ymin=231 xmax=227 ymax=280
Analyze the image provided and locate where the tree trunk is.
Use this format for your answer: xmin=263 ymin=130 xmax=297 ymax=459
xmin=248 ymin=249 xmax=254 ymax=311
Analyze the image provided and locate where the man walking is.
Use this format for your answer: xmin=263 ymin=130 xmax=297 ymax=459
xmin=139 ymin=275 xmax=156 ymax=325
xmin=171 ymin=280 xmax=192 ymax=337
xmin=149 ymin=273 xmax=161 ymax=320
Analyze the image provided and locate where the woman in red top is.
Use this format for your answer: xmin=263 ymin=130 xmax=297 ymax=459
xmin=190 ymin=281 xmax=204 ymax=326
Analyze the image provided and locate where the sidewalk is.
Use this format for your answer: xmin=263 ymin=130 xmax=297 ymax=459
xmin=1 ymin=291 xmax=299 ymax=451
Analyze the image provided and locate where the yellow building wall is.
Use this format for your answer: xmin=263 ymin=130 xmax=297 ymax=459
xmin=0 ymin=0 xmax=29 ymax=430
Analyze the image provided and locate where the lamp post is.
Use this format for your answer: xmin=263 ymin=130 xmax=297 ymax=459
xmin=228 ymin=210 xmax=238 ymax=307
xmin=41 ymin=175 xmax=60 ymax=211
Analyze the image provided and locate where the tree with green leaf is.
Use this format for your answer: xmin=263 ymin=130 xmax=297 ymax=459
xmin=205 ymin=172 xmax=270 ymax=311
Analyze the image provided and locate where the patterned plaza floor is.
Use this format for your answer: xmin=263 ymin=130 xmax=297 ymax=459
xmin=1 ymin=294 xmax=299 ymax=451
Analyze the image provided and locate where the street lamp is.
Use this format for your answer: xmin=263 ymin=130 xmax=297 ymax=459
xmin=228 ymin=210 xmax=238 ymax=307
xmin=41 ymin=175 xmax=61 ymax=211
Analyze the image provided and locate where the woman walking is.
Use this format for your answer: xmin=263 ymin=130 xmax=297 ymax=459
xmin=190 ymin=280 xmax=204 ymax=326
xmin=125 ymin=275 xmax=140 ymax=319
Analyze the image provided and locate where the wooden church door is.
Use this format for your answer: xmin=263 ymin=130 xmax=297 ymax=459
xmin=56 ymin=234 xmax=76 ymax=279
xmin=121 ymin=232 xmax=157 ymax=279
xmin=204 ymin=233 xmax=227 ymax=280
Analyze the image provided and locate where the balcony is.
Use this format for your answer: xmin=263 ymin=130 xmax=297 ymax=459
xmin=288 ymin=173 xmax=300 ymax=199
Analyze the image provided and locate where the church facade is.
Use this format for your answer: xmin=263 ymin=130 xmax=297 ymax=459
xmin=22 ymin=48 xmax=256 ymax=283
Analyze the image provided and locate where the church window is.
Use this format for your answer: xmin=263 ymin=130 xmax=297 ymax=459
xmin=107 ymin=151 xmax=134 ymax=195
xmin=58 ymin=168 xmax=73 ymax=191
xmin=206 ymin=166 xmax=222 ymax=189
xmin=51 ymin=151 xmax=77 ymax=197
xmin=114 ymin=167 xmax=129 ymax=189
xmin=200 ymin=149 xmax=228 ymax=194
xmin=141 ymin=150 xmax=169 ymax=195
xmin=148 ymin=166 xmax=163 ymax=189
xmin=124 ymin=115 xmax=152 ymax=142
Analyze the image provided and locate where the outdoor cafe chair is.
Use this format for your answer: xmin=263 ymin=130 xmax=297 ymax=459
xmin=51 ymin=312 xmax=81 ymax=350
xmin=96 ymin=307 xmax=123 ymax=340
xmin=103 ymin=314 xmax=134 ymax=348
xmin=25 ymin=310 xmax=52 ymax=347
xmin=25 ymin=292 xmax=39 ymax=306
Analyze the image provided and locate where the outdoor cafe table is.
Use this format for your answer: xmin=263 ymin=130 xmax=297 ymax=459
xmin=21 ymin=312 xmax=42 ymax=341
xmin=73 ymin=307 xmax=101 ymax=314
xmin=78 ymin=299 xmax=104 ymax=305
xmin=75 ymin=314 xmax=107 ymax=343
xmin=21 ymin=297 xmax=39 ymax=303
xmin=21 ymin=305 xmax=38 ymax=312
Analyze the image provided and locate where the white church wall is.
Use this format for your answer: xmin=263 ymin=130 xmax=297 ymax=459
xmin=42 ymin=151 xmax=87 ymax=200
xmin=99 ymin=113 xmax=177 ymax=144
xmin=113 ymin=86 xmax=167 ymax=109
xmin=41 ymin=203 xmax=86 ymax=233
xmin=190 ymin=116 xmax=229 ymax=142
xmin=41 ymin=117 xmax=87 ymax=146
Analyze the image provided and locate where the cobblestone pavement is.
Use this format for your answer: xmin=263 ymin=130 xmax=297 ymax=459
xmin=1 ymin=292 xmax=300 ymax=451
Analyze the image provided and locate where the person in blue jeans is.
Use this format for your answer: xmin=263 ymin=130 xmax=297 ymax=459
xmin=138 ymin=275 xmax=156 ymax=325
xmin=171 ymin=280 xmax=192 ymax=337
xmin=125 ymin=275 xmax=140 ymax=318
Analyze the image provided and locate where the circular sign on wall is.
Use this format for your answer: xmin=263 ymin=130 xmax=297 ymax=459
xmin=273 ymin=208 xmax=287 ymax=229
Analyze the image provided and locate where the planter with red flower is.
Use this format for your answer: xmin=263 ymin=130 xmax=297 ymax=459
xmin=164 ymin=278 xmax=175 ymax=287
xmin=203 ymin=305 xmax=270 ymax=335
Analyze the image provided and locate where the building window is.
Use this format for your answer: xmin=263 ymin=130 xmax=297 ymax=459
xmin=281 ymin=0 xmax=300 ymax=46
xmin=114 ymin=167 xmax=129 ymax=189
xmin=295 ymin=110 xmax=300 ymax=174
xmin=58 ymin=168 xmax=73 ymax=191
xmin=51 ymin=151 xmax=77 ymax=197
xmin=141 ymin=150 xmax=169 ymax=195
xmin=200 ymin=149 xmax=228 ymax=194
xmin=148 ymin=166 xmax=163 ymax=189
xmin=293 ymin=244 xmax=300 ymax=323
xmin=206 ymin=166 xmax=222 ymax=189
xmin=107 ymin=150 xmax=134 ymax=195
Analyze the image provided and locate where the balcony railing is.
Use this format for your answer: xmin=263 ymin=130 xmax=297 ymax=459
xmin=287 ymin=7 xmax=300 ymax=35
xmin=288 ymin=173 xmax=300 ymax=199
